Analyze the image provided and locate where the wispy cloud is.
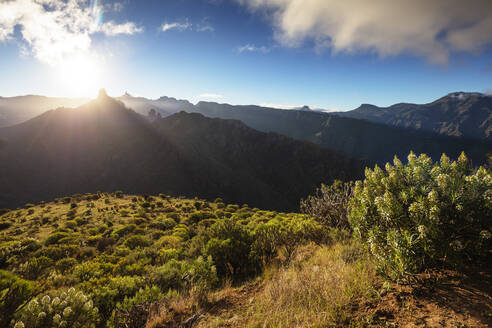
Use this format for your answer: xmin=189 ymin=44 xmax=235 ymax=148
xmin=197 ymin=24 xmax=215 ymax=32
xmin=260 ymin=103 xmax=301 ymax=110
xmin=237 ymin=44 xmax=270 ymax=53
xmin=161 ymin=19 xmax=214 ymax=33
xmin=239 ymin=0 xmax=492 ymax=64
xmin=100 ymin=22 xmax=143 ymax=36
xmin=197 ymin=18 xmax=215 ymax=32
xmin=200 ymin=93 xmax=224 ymax=99
xmin=0 ymin=0 xmax=143 ymax=66
xmin=161 ymin=21 xmax=192 ymax=32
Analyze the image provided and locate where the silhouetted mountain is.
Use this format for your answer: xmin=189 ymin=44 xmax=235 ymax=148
xmin=0 ymin=93 xmax=362 ymax=210
xmin=192 ymin=101 xmax=491 ymax=165
xmin=0 ymin=95 xmax=88 ymax=127
xmin=334 ymin=92 xmax=492 ymax=141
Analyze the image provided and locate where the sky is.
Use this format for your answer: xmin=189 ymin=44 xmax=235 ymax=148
xmin=0 ymin=0 xmax=492 ymax=110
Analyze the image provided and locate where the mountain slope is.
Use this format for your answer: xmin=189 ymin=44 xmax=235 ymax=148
xmin=335 ymin=92 xmax=492 ymax=141
xmin=0 ymin=92 xmax=362 ymax=210
xmin=0 ymin=95 xmax=89 ymax=127
xmin=193 ymin=101 xmax=491 ymax=165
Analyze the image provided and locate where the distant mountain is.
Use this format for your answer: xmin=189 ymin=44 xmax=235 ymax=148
xmin=192 ymin=101 xmax=491 ymax=166
xmin=116 ymin=92 xmax=194 ymax=117
xmin=0 ymin=91 xmax=362 ymax=210
xmin=0 ymin=93 xmax=193 ymax=128
xmin=334 ymin=92 xmax=492 ymax=141
xmin=0 ymin=95 xmax=88 ymax=127
xmin=2 ymin=91 xmax=490 ymax=166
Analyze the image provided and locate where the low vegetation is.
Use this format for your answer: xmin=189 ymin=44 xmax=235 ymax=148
xmin=0 ymin=193 xmax=326 ymax=327
xmin=0 ymin=152 xmax=490 ymax=327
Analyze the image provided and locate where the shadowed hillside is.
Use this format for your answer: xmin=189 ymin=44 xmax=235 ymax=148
xmin=193 ymin=101 xmax=492 ymax=165
xmin=0 ymin=91 xmax=362 ymax=210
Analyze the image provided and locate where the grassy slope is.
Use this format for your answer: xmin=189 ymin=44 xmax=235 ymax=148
xmin=1 ymin=194 xmax=490 ymax=328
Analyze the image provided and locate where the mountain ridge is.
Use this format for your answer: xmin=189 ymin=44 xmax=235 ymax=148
xmin=0 ymin=94 xmax=362 ymax=210
xmin=335 ymin=91 xmax=492 ymax=140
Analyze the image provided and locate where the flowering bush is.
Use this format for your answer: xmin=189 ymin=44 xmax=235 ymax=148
xmin=15 ymin=288 xmax=99 ymax=328
xmin=350 ymin=152 xmax=492 ymax=280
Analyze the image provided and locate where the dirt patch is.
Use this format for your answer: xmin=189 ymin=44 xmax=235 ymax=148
xmin=356 ymin=270 xmax=492 ymax=327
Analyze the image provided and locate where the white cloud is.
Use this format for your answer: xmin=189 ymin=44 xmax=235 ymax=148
xmin=196 ymin=17 xmax=215 ymax=32
xmin=161 ymin=19 xmax=214 ymax=33
xmin=237 ymin=44 xmax=270 ymax=53
xmin=161 ymin=21 xmax=192 ymax=32
xmin=197 ymin=24 xmax=215 ymax=32
xmin=0 ymin=0 xmax=143 ymax=66
xmin=100 ymin=21 xmax=143 ymax=36
xmin=260 ymin=103 xmax=300 ymax=109
xmin=238 ymin=0 xmax=492 ymax=64
xmin=200 ymin=93 xmax=224 ymax=99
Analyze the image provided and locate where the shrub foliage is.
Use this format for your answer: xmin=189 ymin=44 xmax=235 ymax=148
xmin=350 ymin=152 xmax=492 ymax=279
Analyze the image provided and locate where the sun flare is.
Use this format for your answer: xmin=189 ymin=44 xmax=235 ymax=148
xmin=56 ymin=54 xmax=104 ymax=98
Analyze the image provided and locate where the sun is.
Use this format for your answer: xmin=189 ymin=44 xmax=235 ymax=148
xmin=56 ymin=54 xmax=105 ymax=98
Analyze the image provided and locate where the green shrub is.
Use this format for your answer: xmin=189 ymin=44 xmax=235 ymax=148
xmin=186 ymin=211 xmax=216 ymax=225
xmin=149 ymin=217 xmax=176 ymax=231
xmin=151 ymin=258 xmax=217 ymax=293
xmin=151 ymin=260 xmax=185 ymax=291
xmin=73 ymin=262 xmax=103 ymax=282
xmin=350 ymin=152 xmax=492 ymax=280
xmin=55 ymin=258 xmax=77 ymax=274
xmin=15 ymin=287 xmax=99 ymax=328
xmin=109 ymin=285 xmax=163 ymax=328
xmin=76 ymin=247 xmax=97 ymax=261
xmin=34 ymin=245 xmax=74 ymax=261
xmin=0 ymin=270 xmax=34 ymax=327
xmin=123 ymin=235 xmax=151 ymax=250
xmin=204 ymin=219 xmax=255 ymax=278
xmin=96 ymin=237 xmax=115 ymax=252
xmin=19 ymin=256 xmax=53 ymax=280
xmin=90 ymin=276 xmax=144 ymax=324
xmin=112 ymin=224 xmax=136 ymax=238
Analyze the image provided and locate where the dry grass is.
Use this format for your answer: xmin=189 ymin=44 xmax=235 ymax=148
xmin=192 ymin=241 xmax=379 ymax=328
xmin=244 ymin=241 xmax=378 ymax=327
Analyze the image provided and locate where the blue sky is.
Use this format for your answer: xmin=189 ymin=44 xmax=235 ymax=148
xmin=0 ymin=0 xmax=491 ymax=110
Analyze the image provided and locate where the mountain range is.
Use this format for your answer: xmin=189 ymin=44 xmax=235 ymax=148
xmin=334 ymin=92 xmax=492 ymax=141
xmin=191 ymin=100 xmax=491 ymax=165
xmin=1 ymin=90 xmax=490 ymax=209
xmin=0 ymin=91 xmax=361 ymax=210
xmin=1 ymin=91 xmax=490 ymax=164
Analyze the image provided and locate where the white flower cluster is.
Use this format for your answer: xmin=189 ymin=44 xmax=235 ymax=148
xmin=14 ymin=287 xmax=98 ymax=328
